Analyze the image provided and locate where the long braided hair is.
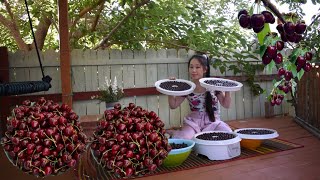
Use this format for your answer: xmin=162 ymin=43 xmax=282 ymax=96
xmin=188 ymin=54 xmax=215 ymax=122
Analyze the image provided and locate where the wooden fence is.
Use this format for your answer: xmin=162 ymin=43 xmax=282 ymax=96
xmin=1 ymin=48 xmax=291 ymax=130
xmin=295 ymin=63 xmax=320 ymax=138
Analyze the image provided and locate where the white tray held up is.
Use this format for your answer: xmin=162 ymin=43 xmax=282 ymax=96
xmin=199 ymin=77 xmax=243 ymax=92
xmin=155 ymin=79 xmax=196 ymax=96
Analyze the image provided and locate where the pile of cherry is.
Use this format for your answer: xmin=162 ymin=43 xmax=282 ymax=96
xmin=0 ymin=97 xmax=87 ymax=177
xmin=90 ymin=103 xmax=171 ymax=178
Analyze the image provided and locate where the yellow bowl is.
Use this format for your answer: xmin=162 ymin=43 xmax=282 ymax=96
xmin=240 ymin=139 xmax=262 ymax=149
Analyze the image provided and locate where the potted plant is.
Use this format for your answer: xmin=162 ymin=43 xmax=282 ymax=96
xmin=91 ymin=76 xmax=125 ymax=109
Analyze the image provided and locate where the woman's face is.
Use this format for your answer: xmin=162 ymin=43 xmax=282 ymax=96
xmin=189 ymin=58 xmax=207 ymax=81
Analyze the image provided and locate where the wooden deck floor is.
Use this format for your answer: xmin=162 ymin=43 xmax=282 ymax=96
xmin=1 ymin=115 xmax=319 ymax=180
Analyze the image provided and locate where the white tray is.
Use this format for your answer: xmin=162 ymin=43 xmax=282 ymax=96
xmin=234 ymin=128 xmax=279 ymax=140
xmin=193 ymin=131 xmax=241 ymax=145
xmin=199 ymin=77 xmax=243 ymax=92
xmin=155 ymin=79 xmax=196 ymax=96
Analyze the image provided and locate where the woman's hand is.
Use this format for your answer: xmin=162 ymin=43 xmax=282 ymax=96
xmin=167 ymin=76 xmax=186 ymax=109
xmin=217 ymin=91 xmax=231 ymax=109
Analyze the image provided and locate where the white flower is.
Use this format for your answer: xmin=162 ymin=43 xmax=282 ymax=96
xmin=104 ymin=76 xmax=109 ymax=88
xmin=112 ymin=76 xmax=118 ymax=94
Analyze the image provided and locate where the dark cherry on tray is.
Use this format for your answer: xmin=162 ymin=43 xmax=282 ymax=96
xmin=170 ymin=143 xmax=188 ymax=149
xmin=204 ymin=80 xmax=237 ymax=87
xmin=237 ymin=129 xmax=273 ymax=135
xmin=196 ymin=132 xmax=236 ymax=140
xmin=159 ymin=81 xmax=191 ymax=91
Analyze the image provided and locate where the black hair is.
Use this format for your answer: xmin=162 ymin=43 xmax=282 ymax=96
xmin=188 ymin=54 xmax=215 ymax=122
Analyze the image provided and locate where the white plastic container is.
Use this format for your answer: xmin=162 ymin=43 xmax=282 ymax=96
xmin=193 ymin=131 xmax=241 ymax=160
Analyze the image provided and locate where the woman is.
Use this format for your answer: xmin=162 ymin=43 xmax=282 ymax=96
xmin=167 ymin=54 xmax=232 ymax=139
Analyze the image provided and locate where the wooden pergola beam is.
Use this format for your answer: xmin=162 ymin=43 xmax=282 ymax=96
xmin=58 ymin=0 xmax=72 ymax=107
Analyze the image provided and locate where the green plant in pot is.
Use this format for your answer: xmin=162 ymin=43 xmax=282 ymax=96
xmin=91 ymin=76 xmax=124 ymax=109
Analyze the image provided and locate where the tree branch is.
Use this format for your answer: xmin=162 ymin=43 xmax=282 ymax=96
xmin=104 ymin=38 xmax=208 ymax=54
xmin=91 ymin=2 xmax=105 ymax=32
xmin=31 ymin=16 xmax=52 ymax=50
xmin=94 ymin=0 xmax=151 ymax=50
xmin=261 ymin=0 xmax=286 ymax=24
xmin=0 ymin=14 xmax=29 ymax=51
xmin=70 ymin=0 xmax=105 ymax=31
xmin=3 ymin=0 xmax=15 ymax=21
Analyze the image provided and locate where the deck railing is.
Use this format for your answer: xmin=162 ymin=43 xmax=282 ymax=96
xmin=295 ymin=63 xmax=320 ymax=138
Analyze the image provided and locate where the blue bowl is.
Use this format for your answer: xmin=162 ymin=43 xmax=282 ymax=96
xmin=163 ymin=139 xmax=195 ymax=167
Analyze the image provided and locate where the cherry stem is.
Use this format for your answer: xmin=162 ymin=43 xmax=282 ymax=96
xmin=30 ymin=164 xmax=45 ymax=174
xmin=70 ymin=143 xmax=80 ymax=155
xmin=99 ymin=149 xmax=112 ymax=164
xmin=44 ymin=134 xmax=57 ymax=147
xmin=129 ymin=137 xmax=141 ymax=151
xmin=55 ymin=165 xmax=68 ymax=172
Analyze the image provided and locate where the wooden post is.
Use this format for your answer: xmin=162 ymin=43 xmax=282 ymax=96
xmin=0 ymin=47 xmax=10 ymax=136
xmin=58 ymin=0 xmax=72 ymax=107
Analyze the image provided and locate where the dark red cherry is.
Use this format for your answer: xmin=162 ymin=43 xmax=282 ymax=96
xmin=296 ymin=56 xmax=306 ymax=67
xmin=238 ymin=9 xmax=248 ymax=19
xmin=276 ymin=41 xmax=284 ymax=51
xmin=278 ymin=68 xmax=286 ymax=77
xmin=284 ymin=22 xmax=296 ymax=35
xmin=303 ymin=62 xmax=312 ymax=72
xmin=262 ymin=53 xmax=272 ymax=65
xmin=295 ymin=22 xmax=307 ymax=34
xmin=266 ymin=46 xmax=277 ymax=59
xmin=305 ymin=52 xmax=312 ymax=61
xmin=251 ymin=14 xmax=265 ymax=28
xmin=276 ymin=24 xmax=284 ymax=33
xmin=274 ymin=53 xmax=283 ymax=64
xmin=261 ymin=11 xmax=275 ymax=24
xmin=239 ymin=14 xmax=251 ymax=28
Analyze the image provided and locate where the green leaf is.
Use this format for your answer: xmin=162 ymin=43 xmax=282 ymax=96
xmin=272 ymin=79 xmax=277 ymax=84
xmin=291 ymin=64 xmax=298 ymax=78
xmin=274 ymin=80 xmax=282 ymax=88
xmin=219 ymin=66 xmax=226 ymax=74
xmin=266 ymin=60 xmax=275 ymax=74
xmin=257 ymin=24 xmax=271 ymax=45
xmin=260 ymin=45 xmax=267 ymax=58
xmin=297 ymin=69 xmax=305 ymax=80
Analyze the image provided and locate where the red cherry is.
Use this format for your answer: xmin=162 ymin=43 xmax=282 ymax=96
xmin=276 ymin=41 xmax=284 ymax=51
xmin=304 ymin=62 xmax=312 ymax=72
xmin=274 ymin=53 xmax=283 ymax=64
xmin=305 ymin=52 xmax=313 ymax=61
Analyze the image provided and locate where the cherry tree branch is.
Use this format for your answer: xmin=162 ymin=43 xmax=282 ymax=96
xmin=94 ymin=0 xmax=151 ymax=50
xmin=91 ymin=2 xmax=105 ymax=32
xmin=0 ymin=12 xmax=29 ymax=51
xmin=3 ymin=0 xmax=15 ymax=21
xmin=104 ymin=38 xmax=208 ymax=54
xmin=70 ymin=0 xmax=106 ymax=31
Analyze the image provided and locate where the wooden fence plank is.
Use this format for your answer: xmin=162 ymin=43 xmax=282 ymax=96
xmin=235 ymin=86 xmax=245 ymax=120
